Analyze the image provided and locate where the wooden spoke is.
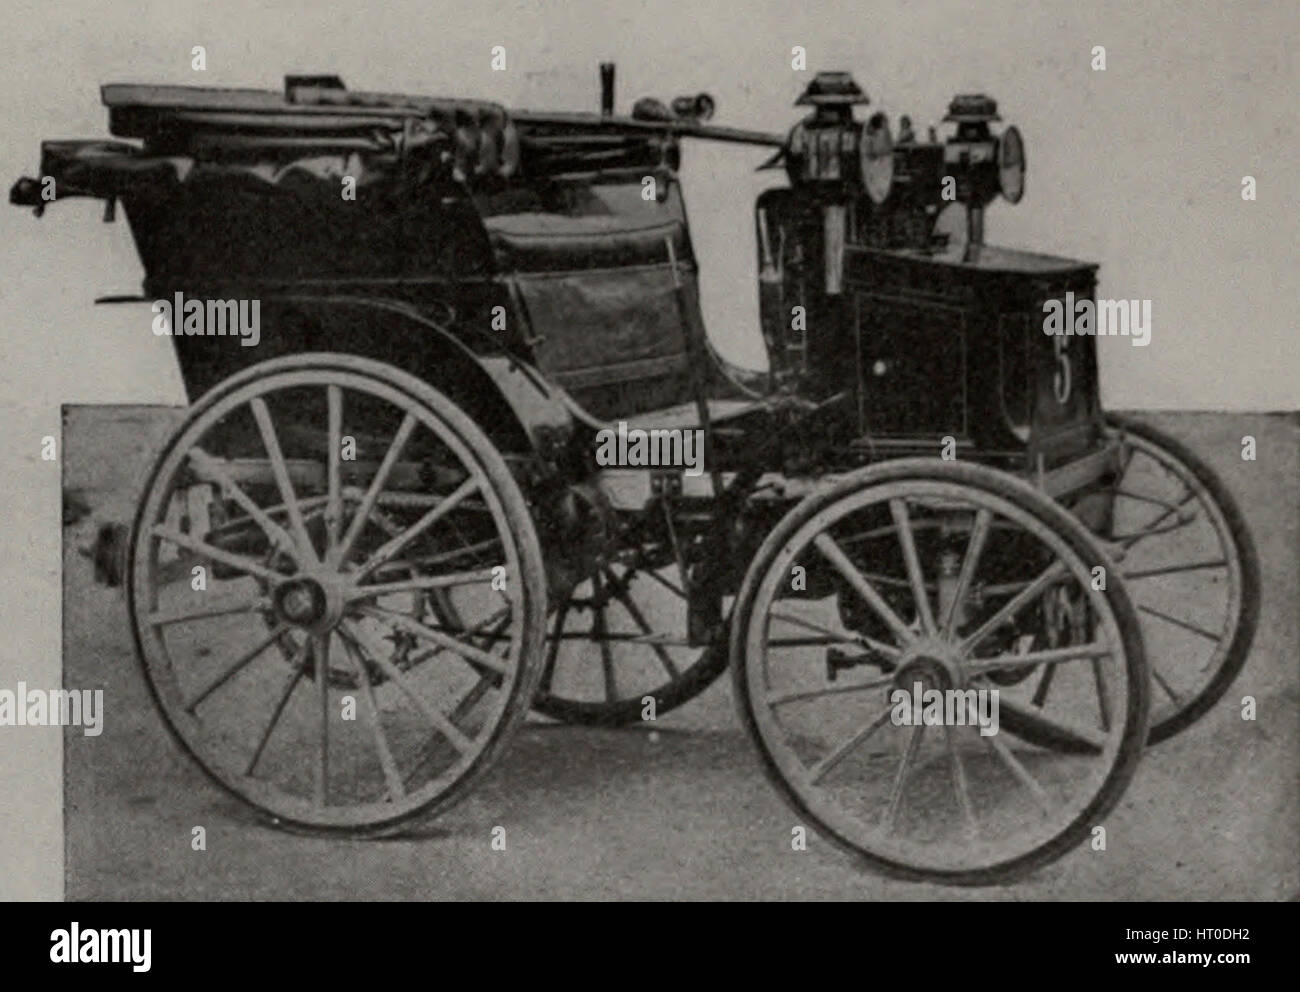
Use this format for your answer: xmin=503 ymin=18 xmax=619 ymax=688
xmin=606 ymin=572 xmax=681 ymax=680
xmin=185 ymin=623 xmax=290 ymax=712
xmin=591 ymin=573 xmax=617 ymax=701
xmin=1113 ymin=487 xmax=1183 ymax=511
xmin=357 ymin=605 xmax=509 ymax=675
xmin=1031 ymin=662 xmax=1057 ymax=707
xmin=767 ymin=636 xmax=872 ymax=648
xmin=410 ymin=605 xmax=513 ymax=663
xmin=346 ymin=568 xmax=497 ymax=600
xmin=813 ymin=533 xmax=917 ymax=647
xmin=249 ymin=397 xmax=319 ymax=565
xmin=447 ymin=612 xmax=514 ymax=725
xmin=637 ymin=566 xmax=688 ymax=600
xmin=963 ymin=642 xmax=1110 ymax=676
xmin=188 ymin=448 xmax=301 ymax=562
xmin=1138 ymin=604 xmax=1224 ymax=642
xmin=538 ymin=603 xmax=569 ymax=696
xmin=151 ymin=525 xmax=282 ymax=584
xmin=1124 ymin=559 xmax=1227 ymax=580
xmin=560 ymin=630 xmax=683 ymax=646
xmin=326 ymin=385 xmax=344 ymax=554
xmin=145 ymin=593 xmax=270 ymax=627
xmin=958 ymin=560 xmax=1068 ymax=656
xmin=201 ymin=493 xmax=332 ymax=540
xmin=1117 ymin=488 xmax=1198 ymax=551
xmin=417 ymin=603 xmax=512 ymax=641
xmin=943 ymin=721 xmax=978 ymax=837
xmin=244 ymin=636 xmax=308 ymax=775
xmin=338 ymin=633 xmax=405 ymax=802
xmin=768 ymin=607 xmax=902 ymax=659
xmin=808 ymin=704 xmax=895 ymax=785
xmin=890 ymin=498 xmax=936 ymax=636
xmin=405 ymin=650 xmax=507 ymax=790
xmin=332 ymin=412 xmax=417 ymax=567
xmin=1150 ymin=663 xmax=1185 ymax=705
xmin=352 ymin=477 xmax=480 ymax=581
xmin=339 ymin=623 xmax=472 ymax=755
xmin=881 ymin=722 xmax=925 ymax=834
xmin=980 ymin=725 xmax=1053 ymax=817
xmin=1091 ymin=658 xmax=1112 ymax=732
xmin=941 ymin=507 xmax=992 ymax=638
xmin=368 ymin=537 xmax=505 ymax=580
xmin=766 ymin=673 xmax=894 ymax=706
xmin=596 ymin=617 xmax=617 ymax=702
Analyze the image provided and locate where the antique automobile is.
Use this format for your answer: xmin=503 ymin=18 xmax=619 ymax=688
xmin=13 ymin=67 xmax=1258 ymax=884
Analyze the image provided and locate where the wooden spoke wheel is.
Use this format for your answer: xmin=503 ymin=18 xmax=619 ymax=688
xmin=1096 ymin=414 xmax=1259 ymax=743
xmin=730 ymin=459 xmax=1150 ymax=885
xmin=127 ymin=354 xmax=547 ymax=835
xmin=530 ymin=557 xmax=729 ymax=726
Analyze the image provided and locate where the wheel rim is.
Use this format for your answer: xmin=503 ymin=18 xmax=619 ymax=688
xmin=1100 ymin=425 xmax=1252 ymax=738
xmin=129 ymin=364 xmax=537 ymax=830
xmin=736 ymin=473 xmax=1147 ymax=880
xmin=532 ymin=557 xmax=722 ymax=725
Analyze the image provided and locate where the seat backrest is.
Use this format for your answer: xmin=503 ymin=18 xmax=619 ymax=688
xmin=482 ymin=180 xmax=708 ymax=419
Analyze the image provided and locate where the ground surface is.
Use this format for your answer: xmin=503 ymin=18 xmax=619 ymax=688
xmin=62 ymin=409 xmax=1298 ymax=900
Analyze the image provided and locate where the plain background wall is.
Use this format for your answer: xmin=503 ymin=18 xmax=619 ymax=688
xmin=0 ymin=0 xmax=1295 ymax=410
xmin=0 ymin=0 xmax=1295 ymax=899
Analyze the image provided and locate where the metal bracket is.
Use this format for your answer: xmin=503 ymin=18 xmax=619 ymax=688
xmin=649 ymin=471 xmax=683 ymax=497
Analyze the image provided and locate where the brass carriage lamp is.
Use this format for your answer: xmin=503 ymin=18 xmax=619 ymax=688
xmin=786 ymin=71 xmax=877 ymax=294
xmin=941 ymin=94 xmax=1026 ymax=259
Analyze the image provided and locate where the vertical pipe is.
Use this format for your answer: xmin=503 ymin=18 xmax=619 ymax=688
xmin=823 ymin=203 xmax=846 ymax=294
xmin=964 ymin=204 xmax=984 ymax=262
xmin=600 ymin=62 xmax=615 ymax=117
xmin=757 ymin=207 xmax=783 ymax=390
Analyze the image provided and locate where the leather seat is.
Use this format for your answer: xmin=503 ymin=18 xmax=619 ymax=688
xmin=482 ymin=212 xmax=687 ymax=273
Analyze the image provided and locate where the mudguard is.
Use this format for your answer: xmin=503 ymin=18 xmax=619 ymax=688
xmin=161 ymin=293 xmax=575 ymax=464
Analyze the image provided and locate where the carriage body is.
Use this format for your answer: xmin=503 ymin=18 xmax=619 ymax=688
xmin=12 ymin=71 xmax=1257 ymax=884
xmin=19 ymin=77 xmax=1109 ymax=481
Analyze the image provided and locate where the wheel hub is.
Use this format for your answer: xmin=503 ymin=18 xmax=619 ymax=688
xmin=273 ymin=574 xmax=345 ymax=633
xmin=893 ymin=637 xmax=966 ymax=691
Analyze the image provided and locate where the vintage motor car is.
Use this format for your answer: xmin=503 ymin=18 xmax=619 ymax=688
xmin=12 ymin=67 xmax=1258 ymax=884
